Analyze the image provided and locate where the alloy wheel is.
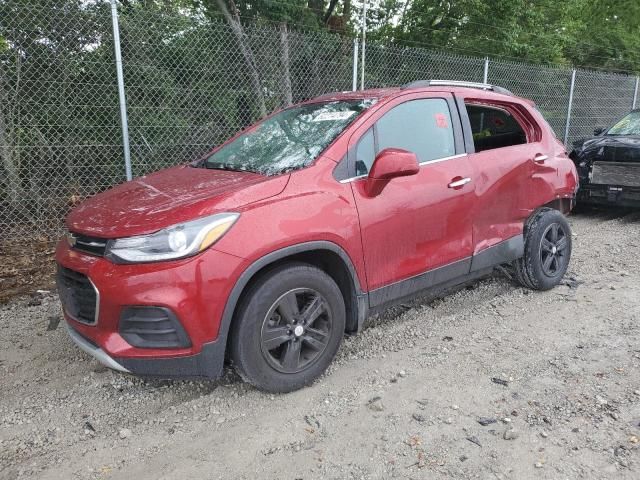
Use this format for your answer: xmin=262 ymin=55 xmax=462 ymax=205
xmin=260 ymin=288 xmax=332 ymax=374
xmin=539 ymin=222 xmax=568 ymax=277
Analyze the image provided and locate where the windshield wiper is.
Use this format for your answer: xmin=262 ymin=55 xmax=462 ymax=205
xmin=203 ymin=162 xmax=258 ymax=173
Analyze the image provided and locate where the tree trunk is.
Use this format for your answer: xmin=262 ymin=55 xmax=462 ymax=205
xmin=280 ymin=23 xmax=293 ymax=107
xmin=342 ymin=0 xmax=351 ymax=23
xmin=0 ymin=51 xmax=24 ymax=211
xmin=216 ymin=0 xmax=267 ymax=118
xmin=323 ymin=0 xmax=340 ymax=24
xmin=0 ymin=101 xmax=21 ymax=207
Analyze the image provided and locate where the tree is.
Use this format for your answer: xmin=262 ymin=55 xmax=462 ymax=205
xmin=214 ymin=0 xmax=267 ymax=117
xmin=563 ymin=0 xmax=640 ymax=72
xmin=361 ymin=0 xmax=640 ymax=72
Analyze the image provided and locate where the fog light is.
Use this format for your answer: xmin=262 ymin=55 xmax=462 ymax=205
xmin=119 ymin=307 xmax=191 ymax=349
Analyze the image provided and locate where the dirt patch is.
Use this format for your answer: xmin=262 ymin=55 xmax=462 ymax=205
xmin=1 ymin=209 xmax=640 ymax=479
xmin=0 ymin=240 xmax=57 ymax=305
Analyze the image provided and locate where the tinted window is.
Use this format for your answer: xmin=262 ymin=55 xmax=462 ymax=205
xmin=466 ymin=104 xmax=527 ymax=152
xmin=375 ymin=99 xmax=455 ymax=166
xmin=355 ymin=128 xmax=375 ymax=176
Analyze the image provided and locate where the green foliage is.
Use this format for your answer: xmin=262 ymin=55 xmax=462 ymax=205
xmin=194 ymin=0 xmax=333 ymax=30
xmin=362 ymin=0 xmax=640 ymax=72
xmin=563 ymin=0 xmax=640 ymax=72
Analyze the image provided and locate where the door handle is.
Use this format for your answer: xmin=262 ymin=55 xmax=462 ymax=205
xmin=534 ymin=153 xmax=549 ymax=164
xmin=448 ymin=177 xmax=472 ymax=188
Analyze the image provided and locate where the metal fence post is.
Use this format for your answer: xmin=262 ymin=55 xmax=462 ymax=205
xmin=633 ymin=77 xmax=639 ymax=109
xmin=563 ymin=69 xmax=577 ymax=147
xmin=360 ymin=0 xmax=367 ymax=90
xmin=110 ymin=0 xmax=132 ymax=181
xmin=483 ymin=57 xmax=489 ymax=84
xmin=352 ymin=38 xmax=359 ymax=92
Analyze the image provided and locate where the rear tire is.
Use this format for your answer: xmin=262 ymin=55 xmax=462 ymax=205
xmin=230 ymin=263 xmax=345 ymax=393
xmin=513 ymin=208 xmax=572 ymax=291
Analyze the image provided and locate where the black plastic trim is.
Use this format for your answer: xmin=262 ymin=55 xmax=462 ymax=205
xmin=369 ymin=235 xmax=525 ymax=311
xmin=454 ymin=94 xmax=476 ymax=154
xmin=119 ymin=306 xmax=192 ymax=349
xmin=470 ymin=235 xmax=524 ymax=272
xmin=332 ymin=153 xmax=350 ymax=182
xmin=369 ymin=257 xmax=472 ymax=308
xmin=70 ymin=233 xmax=108 ymax=257
xmin=369 ymin=266 xmax=494 ymax=316
xmin=447 ymin=95 xmax=466 ymax=155
xmin=116 ymin=340 xmax=224 ymax=379
xmin=56 ymin=266 xmax=99 ymax=325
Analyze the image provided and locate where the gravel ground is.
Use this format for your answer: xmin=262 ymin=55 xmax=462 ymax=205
xmin=2 ymin=208 xmax=640 ymax=480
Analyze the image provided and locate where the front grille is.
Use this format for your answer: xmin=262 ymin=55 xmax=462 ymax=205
xmin=592 ymin=161 xmax=640 ymax=187
xmin=70 ymin=233 xmax=108 ymax=257
xmin=57 ymin=266 xmax=99 ymax=325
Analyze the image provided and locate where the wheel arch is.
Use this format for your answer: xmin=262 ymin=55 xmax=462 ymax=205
xmin=542 ymin=197 xmax=574 ymax=215
xmin=218 ymin=241 xmax=368 ymax=360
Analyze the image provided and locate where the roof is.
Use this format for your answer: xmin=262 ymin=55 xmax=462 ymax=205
xmin=303 ymin=81 xmax=530 ymax=106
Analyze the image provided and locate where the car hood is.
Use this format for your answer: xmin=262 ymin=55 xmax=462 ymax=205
xmin=573 ymin=135 xmax=640 ymax=163
xmin=66 ymin=165 xmax=289 ymax=238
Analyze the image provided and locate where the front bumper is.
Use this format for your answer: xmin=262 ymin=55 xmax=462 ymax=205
xmin=56 ymin=239 xmax=248 ymax=379
xmin=66 ymin=322 xmax=129 ymax=373
xmin=65 ymin=322 xmax=226 ymax=378
xmin=577 ymin=183 xmax=640 ymax=207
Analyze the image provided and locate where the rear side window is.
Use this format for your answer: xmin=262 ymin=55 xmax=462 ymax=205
xmin=466 ymin=104 xmax=527 ymax=152
xmin=376 ymin=99 xmax=455 ymax=165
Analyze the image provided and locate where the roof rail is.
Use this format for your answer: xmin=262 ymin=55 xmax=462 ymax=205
xmin=401 ymin=80 xmax=513 ymax=96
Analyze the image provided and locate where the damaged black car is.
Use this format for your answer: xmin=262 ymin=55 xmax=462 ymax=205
xmin=571 ymin=109 xmax=640 ymax=207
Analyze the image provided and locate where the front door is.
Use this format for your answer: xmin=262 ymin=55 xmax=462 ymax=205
xmin=349 ymin=94 xmax=475 ymax=306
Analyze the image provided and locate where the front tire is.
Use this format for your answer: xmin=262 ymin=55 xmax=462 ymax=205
xmin=514 ymin=208 xmax=572 ymax=291
xmin=230 ymin=263 xmax=346 ymax=393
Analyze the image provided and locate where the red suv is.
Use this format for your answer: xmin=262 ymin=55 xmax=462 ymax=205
xmin=56 ymin=81 xmax=578 ymax=392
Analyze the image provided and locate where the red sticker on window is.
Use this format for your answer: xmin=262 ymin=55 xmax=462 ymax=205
xmin=435 ymin=113 xmax=448 ymax=128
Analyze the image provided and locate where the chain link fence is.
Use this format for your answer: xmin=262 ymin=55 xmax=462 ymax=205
xmin=1 ymin=1 xmax=638 ymax=242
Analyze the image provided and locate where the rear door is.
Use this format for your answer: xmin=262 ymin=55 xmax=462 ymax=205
xmin=459 ymin=100 xmax=542 ymax=255
xmin=348 ymin=93 xmax=475 ymax=305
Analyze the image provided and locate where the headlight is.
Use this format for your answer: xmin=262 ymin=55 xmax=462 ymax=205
xmin=105 ymin=212 xmax=239 ymax=263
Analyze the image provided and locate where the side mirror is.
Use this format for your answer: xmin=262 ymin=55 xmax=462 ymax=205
xmin=593 ymin=126 xmax=606 ymax=136
xmin=365 ymin=148 xmax=419 ymax=196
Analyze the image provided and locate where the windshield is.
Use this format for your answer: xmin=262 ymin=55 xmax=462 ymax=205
xmin=200 ymin=99 xmax=376 ymax=175
xmin=607 ymin=110 xmax=640 ymax=136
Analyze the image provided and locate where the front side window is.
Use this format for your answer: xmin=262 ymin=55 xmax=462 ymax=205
xmin=200 ymin=99 xmax=376 ymax=175
xmin=376 ymin=99 xmax=455 ymax=165
xmin=607 ymin=110 xmax=640 ymax=136
xmin=355 ymin=128 xmax=375 ymax=176
xmin=466 ymin=104 xmax=527 ymax=152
